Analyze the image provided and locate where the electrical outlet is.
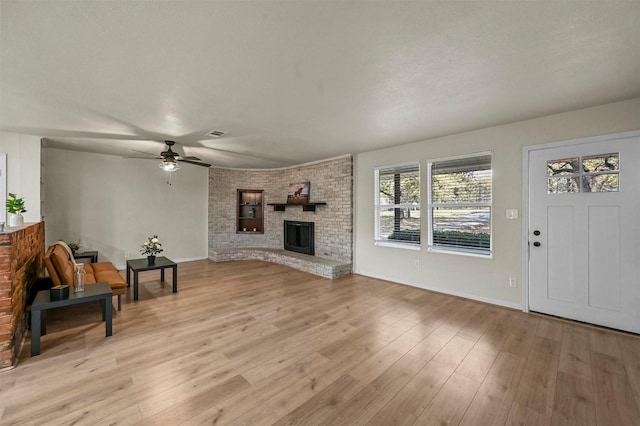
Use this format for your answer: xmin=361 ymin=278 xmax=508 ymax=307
xmin=124 ymin=251 xmax=130 ymax=259
xmin=414 ymin=260 xmax=420 ymax=268
xmin=509 ymin=277 xmax=517 ymax=288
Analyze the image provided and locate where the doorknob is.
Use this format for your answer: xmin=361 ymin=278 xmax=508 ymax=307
xmin=533 ymin=230 xmax=541 ymax=236
xmin=533 ymin=242 xmax=541 ymax=247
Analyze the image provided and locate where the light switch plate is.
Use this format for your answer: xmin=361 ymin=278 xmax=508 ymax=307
xmin=506 ymin=209 xmax=518 ymax=220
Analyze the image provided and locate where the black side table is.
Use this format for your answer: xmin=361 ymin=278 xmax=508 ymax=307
xmin=30 ymin=282 xmax=113 ymax=356
xmin=74 ymin=250 xmax=98 ymax=263
xmin=126 ymin=256 xmax=178 ymax=301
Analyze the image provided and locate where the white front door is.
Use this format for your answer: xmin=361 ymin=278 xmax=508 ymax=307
xmin=528 ymin=133 xmax=640 ymax=333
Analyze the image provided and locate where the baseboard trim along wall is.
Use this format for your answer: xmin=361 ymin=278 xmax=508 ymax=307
xmin=356 ymin=271 xmax=523 ymax=311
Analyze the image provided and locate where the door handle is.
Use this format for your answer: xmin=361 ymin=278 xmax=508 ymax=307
xmin=533 ymin=242 xmax=541 ymax=247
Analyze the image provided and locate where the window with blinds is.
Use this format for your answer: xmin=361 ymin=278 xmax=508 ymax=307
xmin=375 ymin=163 xmax=420 ymax=246
xmin=428 ymin=154 xmax=492 ymax=256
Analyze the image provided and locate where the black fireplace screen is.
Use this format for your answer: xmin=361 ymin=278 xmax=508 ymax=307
xmin=284 ymin=221 xmax=314 ymax=255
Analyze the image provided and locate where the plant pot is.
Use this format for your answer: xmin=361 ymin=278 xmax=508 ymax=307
xmin=8 ymin=213 xmax=23 ymax=227
xmin=147 ymin=255 xmax=156 ymax=264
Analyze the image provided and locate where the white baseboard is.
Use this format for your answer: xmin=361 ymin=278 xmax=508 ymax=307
xmin=355 ymin=270 xmax=523 ymax=311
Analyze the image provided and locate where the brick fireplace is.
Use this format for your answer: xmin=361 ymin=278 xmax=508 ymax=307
xmin=0 ymin=222 xmax=45 ymax=370
xmin=207 ymin=156 xmax=353 ymax=266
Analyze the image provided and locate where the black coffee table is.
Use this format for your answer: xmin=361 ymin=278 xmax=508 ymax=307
xmin=30 ymin=282 xmax=113 ymax=356
xmin=126 ymin=256 xmax=178 ymax=301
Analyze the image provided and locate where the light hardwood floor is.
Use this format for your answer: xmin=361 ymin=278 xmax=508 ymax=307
xmin=1 ymin=260 xmax=639 ymax=425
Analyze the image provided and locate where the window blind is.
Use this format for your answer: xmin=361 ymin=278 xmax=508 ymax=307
xmin=429 ymin=154 xmax=492 ymax=255
xmin=375 ymin=163 xmax=420 ymax=245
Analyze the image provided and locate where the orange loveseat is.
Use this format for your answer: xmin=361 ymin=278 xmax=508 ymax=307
xmin=44 ymin=242 xmax=127 ymax=310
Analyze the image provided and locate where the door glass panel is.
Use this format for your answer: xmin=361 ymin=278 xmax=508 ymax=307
xmin=582 ymin=174 xmax=619 ymax=192
xmin=582 ymin=153 xmax=619 ymax=173
xmin=547 ymin=158 xmax=579 ymax=176
xmin=547 ymin=153 xmax=620 ymax=194
xmin=548 ymin=177 xmax=579 ymax=194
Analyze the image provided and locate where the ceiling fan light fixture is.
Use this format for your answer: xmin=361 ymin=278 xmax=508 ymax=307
xmin=159 ymin=158 xmax=180 ymax=172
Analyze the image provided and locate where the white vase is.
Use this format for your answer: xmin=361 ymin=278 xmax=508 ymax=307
xmin=9 ymin=213 xmax=23 ymax=227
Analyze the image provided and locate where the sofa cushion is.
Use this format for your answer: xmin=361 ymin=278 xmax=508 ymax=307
xmin=85 ymin=272 xmax=97 ymax=284
xmin=67 ymin=262 xmax=96 ymax=283
xmin=43 ymin=245 xmax=62 ymax=287
xmin=91 ymin=262 xmax=120 ymax=273
xmin=94 ymin=270 xmax=127 ymax=290
xmin=49 ymin=244 xmax=75 ymax=287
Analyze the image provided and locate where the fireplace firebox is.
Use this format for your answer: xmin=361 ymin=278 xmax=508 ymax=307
xmin=284 ymin=220 xmax=314 ymax=256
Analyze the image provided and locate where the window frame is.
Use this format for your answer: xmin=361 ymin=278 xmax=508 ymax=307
xmin=374 ymin=161 xmax=421 ymax=250
xmin=427 ymin=152 xmax=493 ymax=258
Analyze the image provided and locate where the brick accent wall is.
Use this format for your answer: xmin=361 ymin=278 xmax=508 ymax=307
xmin=208 ymin=156 xmax=353 ymax=264
xmin=0 ymin=222 xmax=45 ymax=370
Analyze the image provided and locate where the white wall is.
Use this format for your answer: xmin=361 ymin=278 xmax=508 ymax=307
xmin=354 ymin=98 xmax=640 ymax=309
xmin=0 ymin=132 xmax=41 ymax=223
xmin=44 ymin=148 xmax=209 ymax=268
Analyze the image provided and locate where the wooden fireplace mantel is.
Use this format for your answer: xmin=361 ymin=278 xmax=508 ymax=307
xmin=267 ymin=202 xmax=327 ymax=212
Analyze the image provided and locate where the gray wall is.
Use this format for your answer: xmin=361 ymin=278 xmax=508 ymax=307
xmin=208 ymin=156 xmax=353 ymax=263
xmin=44 ymin=148 xmax=209 ymax=268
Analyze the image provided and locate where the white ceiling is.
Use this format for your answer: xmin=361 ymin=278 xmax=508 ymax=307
xmin=1 ymin=1 xmax=639 ymax=169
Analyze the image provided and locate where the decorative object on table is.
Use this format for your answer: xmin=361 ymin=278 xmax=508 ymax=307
xmin=50 ymin=285 xmax=69 ymax=301
xmin=74 ymin=263 xmax=86 ymax=292
xmin=6 ymin=192 xmax=26 ymax=227
xmin=140 ymin=234 xmax=163 ymax=264
xmin=287 ymin=182 xmax=310 ymax=204
xmin=66 ymin=241 xmax=80 ymax=256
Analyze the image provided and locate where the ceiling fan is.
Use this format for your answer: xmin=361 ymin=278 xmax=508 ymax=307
xmin=127 ymin=140 xmax=211 ymax=171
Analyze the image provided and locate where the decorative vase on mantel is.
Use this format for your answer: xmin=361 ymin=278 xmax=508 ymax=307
xmin=147 ymin=255 xmax=156 ymax=264
xmin=8 ymin=213 xmax=23 ymax=228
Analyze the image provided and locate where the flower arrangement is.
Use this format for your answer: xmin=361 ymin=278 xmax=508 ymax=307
xmin=140 ymin=235 xmax=163 ymax=255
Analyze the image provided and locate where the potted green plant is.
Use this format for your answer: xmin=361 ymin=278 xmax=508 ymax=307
xmin=67 ymin=241 xmax=80 ymax=256
xmin=6 ymin=193 xmax=26 ymax=227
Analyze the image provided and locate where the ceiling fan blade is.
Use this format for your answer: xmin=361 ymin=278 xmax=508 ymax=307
xmin=123 ymin=156 xmax=162 ymax=160
xmin=132 ymin=149 xmax=161 ymax=157
xmin=178 ymin=155 xmax=202 ymax=161
xmin=178 ymin=159 xmax=211 ymax=168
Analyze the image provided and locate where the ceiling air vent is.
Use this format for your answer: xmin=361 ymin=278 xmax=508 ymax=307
xmin=206 ymin=130 xmax=227 ymax=138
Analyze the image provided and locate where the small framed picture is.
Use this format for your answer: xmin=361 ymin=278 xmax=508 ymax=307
xmin=287 ymin=182 xmax=310 ymax=204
